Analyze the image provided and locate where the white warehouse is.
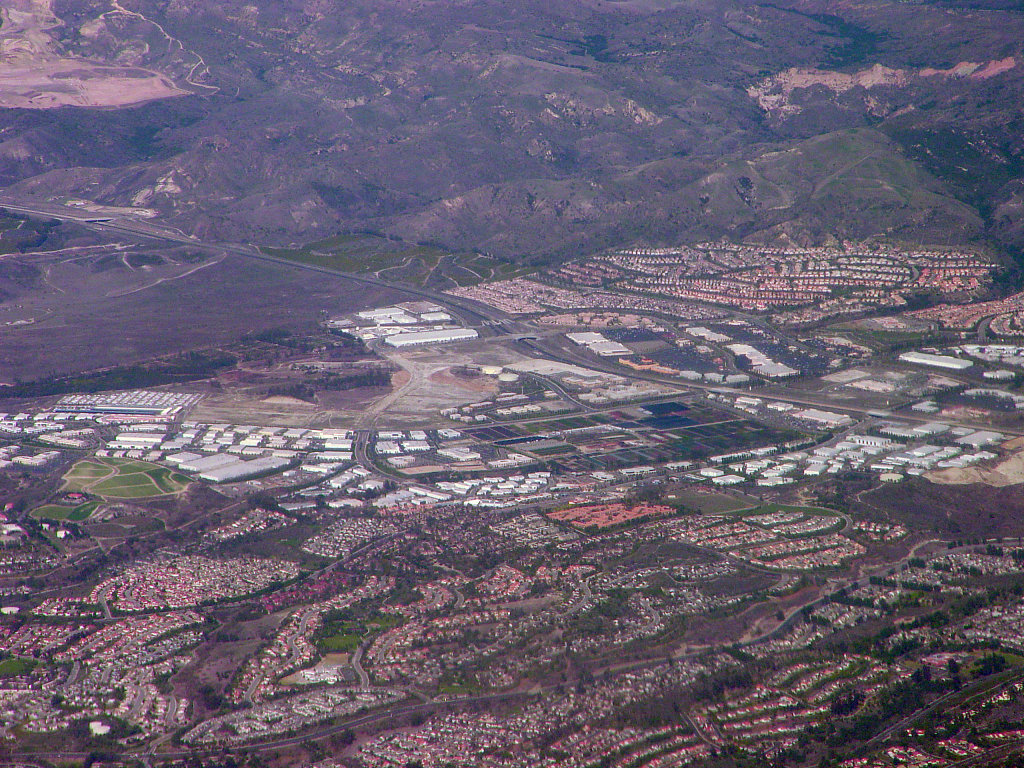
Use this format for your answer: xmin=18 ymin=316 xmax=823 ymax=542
xmin=898 ymin=351 xmax=973 ymax=371
xmin=384 ymin=328 xmax=478 ymax=347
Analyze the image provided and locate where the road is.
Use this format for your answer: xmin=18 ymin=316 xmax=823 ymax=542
xmin=863 ymin=668 xmax=1024 ymax=750
xmin=63 ymin=660 xmax=80 ymax=690
xmin=729 ymin=537 xmax=956 ymax=651
xmin=516 ymin=334 xmax=1024 ymax=437
xmin=0 ymin=536 xmax=1009 ymax=764
xmin=350 ymin=643 xmax=370 ymax=689
xmin=4 ymin=689 xmax=542 ymax=763
xmin=1 ymin=198 xmax=1021 ymax=761
xmin=164 ymin=696 xmax=179 ymax=728
xmin=585 ymin=537 xmax=972 ymax=677
xmin=4 ymin=194 xmax=1022 ymax=439
xmin=128 ymin=684 xmax=149 ymax=721
xmin=352 ymin=345 xmax=424 ymax=431
xmin=0 ymin=196 xmax=504 ymax=332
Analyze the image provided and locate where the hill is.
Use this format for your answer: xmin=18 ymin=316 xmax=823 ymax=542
xmin=0 ymin=0 xmax=1022 ymax=259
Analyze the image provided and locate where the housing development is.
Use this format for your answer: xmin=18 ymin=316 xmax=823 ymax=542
xmin=2 ymin=0 xmax=1024 ymax=759
xmin=6 ymin=238 xmax=1024 ymax=768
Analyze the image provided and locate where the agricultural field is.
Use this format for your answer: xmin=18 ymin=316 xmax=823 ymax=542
xmin=469 ymin=399 xmax=806 ymax=472
xmin=60 ymin=458 xmax=190 ymax=499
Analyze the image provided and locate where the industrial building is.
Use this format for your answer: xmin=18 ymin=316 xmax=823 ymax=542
xmin=898 ymin=351 xmax=973 ymax=371
xmin=176 ymin=453 xmax=239 ymax=474
xmin=54 ymin=390 xmax=202 ymax=417
xmin=726 ymin=344 xmax=799 ymax=378
xmin=198 ymin=456 xmax=292 ymax=483
xmin=384 ymin=328 xmax=478 ymax=347
xmin=793 ymin=409 xmax=854 ymax=429
xmin=565 ymin=332 xmax=631 ymax=356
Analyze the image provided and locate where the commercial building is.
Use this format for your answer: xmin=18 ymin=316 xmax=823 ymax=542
xmin=898 ymin=351 xmax=973 ymax=371
xmin=565 ymin=332 xmax=631 ymax=356
xmin=198 ymin=456 xmax=292 ymax=483
xmin=794 ymin=409 xmax=854 ymax=429
xmin=384 ymin=328 xmax=478 ymax=347
xmin=726 ymin=344 xmax=798 ymax=378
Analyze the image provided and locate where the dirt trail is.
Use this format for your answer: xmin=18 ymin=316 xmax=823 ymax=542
xmin=0 ymin=0 xmax=188 ymax=109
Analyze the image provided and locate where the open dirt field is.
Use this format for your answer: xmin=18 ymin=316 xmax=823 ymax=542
xmin=187 ymin=352 xmax=509 ymax=429
xmin=352 ymin=341 xmax=522 ymax=429
xmin=0 ymin=250 xmax=403 ymax=381
xmin=0 ymin=0 xmax=187 ymax=109
xmin=927 ymin=440 xmax=1024 ymax=487
xmin=0 ymin=61 xmax=186 ymax=109
xmin=190 ymin=390 xmax=329 ymax=428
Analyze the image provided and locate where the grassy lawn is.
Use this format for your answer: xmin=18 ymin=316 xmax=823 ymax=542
xmin=437 ymin=682 xmax=477 ymax=696
xmin=150 ymin=466 xmax=190 ymax=494
xmin=0 ymin=657 xmax=36 ymax=677
xmin=318 ymin=633 xmax=362 ymax=653
xmin=61 ymin=458 xmax=190 ymax=499
xmin=62 ymin=461 xmax=113 ymax=489
xmin=665 ymin=489 xmax=754 ymax=515
xmin=90 ymin=477 xmax=162 ymax=497
xmin=367 ymin=615 xmax=403 ymax=632
xmin=32 ymin=500 xmax=100 ymax=521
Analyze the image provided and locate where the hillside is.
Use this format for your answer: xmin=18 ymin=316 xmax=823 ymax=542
xmin=0 ymin=0 xmax=1022 ymax=259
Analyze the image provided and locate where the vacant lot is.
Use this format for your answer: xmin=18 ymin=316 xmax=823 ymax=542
xmin=0 ymin=0 xmax=187 ymax=110
xmin=927 ymin=446 xmax=1024 ymax=487
xmin=861 ymin=479 xmax=1024 ymax=539
xmin=0 ymin=251 xmax=403 ymax=382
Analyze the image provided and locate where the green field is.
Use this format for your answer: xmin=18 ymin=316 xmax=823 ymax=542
xmin=0 ymin=657 xmax=35 ymax=677
xmin=318 ymin=633 xmax=362 ymax=653
xmin=736 ymin=503 xmax=842 ymax=518
xmin=61 ymin=458 xmax=190 ymax=500
xmin=264 ymin=234 xmax=532 ymax=288
xmin=32 ymin=501 xmax=99 ymax=521
xmin=826 ymin=321 xmax=956 ymax=351
xmin=665 ymin=489 xmax=754 ymax=515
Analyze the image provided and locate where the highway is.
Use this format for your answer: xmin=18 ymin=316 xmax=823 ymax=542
xmin=2 ymin=197 xmax=1022 ymax=764
xmin=3 ymin=194 xmax=1019 ymax=438
xmin=6 ymin=689 xmax=544 ymax=764
xmin=0 ymin=196 xmax=506 ymax=332
xmin=514 ymin=334 xmax=1024 ymax=438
